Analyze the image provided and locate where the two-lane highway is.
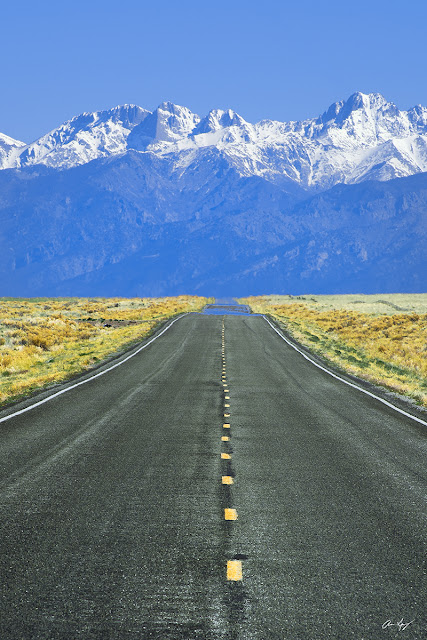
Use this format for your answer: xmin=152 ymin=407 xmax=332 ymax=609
xmin=0 ymin=308 xmax=425 ymax=639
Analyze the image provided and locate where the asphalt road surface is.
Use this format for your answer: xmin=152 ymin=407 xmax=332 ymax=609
xmin=0 ymin=307 xmax=425 ymax=639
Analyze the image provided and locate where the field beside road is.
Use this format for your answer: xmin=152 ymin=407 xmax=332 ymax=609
xmin=0 ymin=296 xmax=209 ymax=406
xmin=241 ymin=294 xmax=427 ymax=407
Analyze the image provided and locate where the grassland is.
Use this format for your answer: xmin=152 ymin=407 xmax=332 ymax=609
xmin=0 ymin=296 xmax=209 ymax=407
xmin=240 ymin=294 xmax=427 ymax=408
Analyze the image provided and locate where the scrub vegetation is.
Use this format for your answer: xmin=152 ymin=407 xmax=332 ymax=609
xmin=241 ymin=294 xmax=427 ymax=408
xmin=0 ymin=296 xmax=209 ymax=406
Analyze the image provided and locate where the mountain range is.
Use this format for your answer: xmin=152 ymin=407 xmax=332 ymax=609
xmin=0 ymin=92 xmax=426 ymax=296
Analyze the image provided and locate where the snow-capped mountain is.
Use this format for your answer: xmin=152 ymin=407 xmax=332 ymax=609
xmin=0 ymin=92 xmax=426 ymax=296
xmin=148 ymin=92 xmax=427 ymax=190
xmin=0 ymin=132 xmax=25 ymax=168
xmin=2 ymin=92 xmax=427 ymax=189
xmin=2 ymin=104 xmax=149 ymax=170
xmin=127 ymin=101 xmax=200 ymax=150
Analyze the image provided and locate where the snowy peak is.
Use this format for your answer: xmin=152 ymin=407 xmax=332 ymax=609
xmin=127 ymin=102 xmax=200 ymax=150
xmin=320 ymin=92 xmax=391 ymax=125
xmin=407 ymin=104 xmax=427 ymax=130
xmin=0 ymin=132 xmax=25 ymax=147
xmin=14 ymin=104 xmax=150 ymax=169
xmin=0 ymin=132 xmax=26 ymax=169
xmin=50 ymin=104 xmax=149 ymax=137
xmin=312 ymin=92 xmax=413 ymax=144
xmin=193 ymin=109 xmax=247 ymax=134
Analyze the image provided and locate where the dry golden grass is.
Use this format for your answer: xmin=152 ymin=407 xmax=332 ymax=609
xmin=0 ymin=296 xmax=209 ymax=406
xmin=240 ymin=294 xmax=427 ymax=407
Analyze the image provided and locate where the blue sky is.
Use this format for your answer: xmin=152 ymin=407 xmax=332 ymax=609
xmin=2 ymin=0 xmax=427 ymax=142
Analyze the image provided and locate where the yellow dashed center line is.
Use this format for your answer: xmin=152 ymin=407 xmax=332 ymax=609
xmin=221 ymin=325 xmax=244 ymax=582
xmin=227 ymin=560 xmax=242 ymax=581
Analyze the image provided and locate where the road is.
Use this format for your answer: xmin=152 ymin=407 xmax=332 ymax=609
xmin=0 ymin=306 xmax=425 ymax=639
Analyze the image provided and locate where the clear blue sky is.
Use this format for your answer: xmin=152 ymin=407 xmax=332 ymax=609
xmin=2 ymin=0 xmax=427 ymax=143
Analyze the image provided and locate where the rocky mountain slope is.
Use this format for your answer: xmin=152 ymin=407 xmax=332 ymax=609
xmin=0 ymin=150 xmax=425 ymax=296
xmin=0 ymin=92 xmax=426 ymax=295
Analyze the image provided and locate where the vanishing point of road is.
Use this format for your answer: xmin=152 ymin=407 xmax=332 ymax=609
xmin=0 ymin=303 xmax=425 ymax=639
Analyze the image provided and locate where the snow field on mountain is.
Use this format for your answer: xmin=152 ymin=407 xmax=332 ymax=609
xmin=1 ymin=92 xmax=427 ymax=189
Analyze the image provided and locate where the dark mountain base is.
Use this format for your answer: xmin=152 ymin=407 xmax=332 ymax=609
xmin=0 ymin=155 xmax=426 ymax=296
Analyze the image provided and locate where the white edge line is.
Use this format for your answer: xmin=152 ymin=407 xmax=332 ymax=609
xmin=263 ymin=315 xmax=427 ymax=428
xmin=0 ymin=313 xmax=188 ymax=425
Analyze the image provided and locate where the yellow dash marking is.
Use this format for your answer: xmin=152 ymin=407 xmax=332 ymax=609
xmin=222 ymin=476 xmax=234 ymax=485
xmin=224 ymin=404 xmax=230 ymax=408
xmin=224 ymin=413 xmax=230 ymax=417
xmin=225 ymin=395 xmax=230 ymax=399
xmin=224 ymin=389 xmax=229 ymax=392
xmin=223 ymin=423 xmax=230 ymax=428
xmin=227 ymin=560 xmax=242 ymax=581
xmin=221 ymin=452 xmax=231 ymax=459
xmin=224 ymin=508 xmax=238 ymax=520
xmin=221 ymin=436 xmax=230 ymax=441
